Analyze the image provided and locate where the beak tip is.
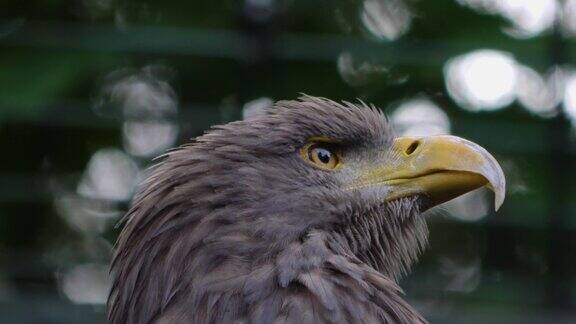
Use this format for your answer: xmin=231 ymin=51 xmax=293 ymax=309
xmin=481 ymin=148 xmax=506 ymax=213
xmin=491 ymin=182 xmax=506 ymax=212
xmin=494 ymin=196 xmax=504 ymax=211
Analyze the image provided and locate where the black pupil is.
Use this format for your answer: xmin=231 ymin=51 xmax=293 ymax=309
xmin=316 ymin=148 xmax=331 ymax=164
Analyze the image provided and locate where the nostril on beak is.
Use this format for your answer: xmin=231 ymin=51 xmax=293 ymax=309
xmin=405 ymin=140 xmax=420 ymax=156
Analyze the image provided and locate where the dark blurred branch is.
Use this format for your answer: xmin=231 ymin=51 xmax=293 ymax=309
xmin=545 ymin=4 xmax=576 ymax=310
xmin=1 ymin=20 xmax=574 ymax=67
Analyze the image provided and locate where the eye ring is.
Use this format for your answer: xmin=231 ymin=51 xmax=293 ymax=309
xmin=300 ymin=142 xmax=341 ymax=170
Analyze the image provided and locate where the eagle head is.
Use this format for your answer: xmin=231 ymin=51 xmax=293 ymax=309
xmin=109 ymin=96 xmax=505 ymax=324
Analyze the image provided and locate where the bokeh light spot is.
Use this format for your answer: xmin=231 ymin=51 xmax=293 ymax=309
xmin=77 ymin=149 xmax=139 ymax=202
xmin=361 ymin=0 xmax=412 ymax=41
xmin=563 ymin=71 xmax=576 ymax=127
xmin=515 ymin=66 xmax=563 ymax=118
xmin=445 ymin=49 xmax=517 ymax=111
xmin=62 ymin=264 xmax=110 ymax=305
xmin=242 ymin=97 xmax=273 ymax=120
xmin=457 ymin=0 xmax=558 ymax=38
xmin=391 ymin=98 xmax=451 ymax=136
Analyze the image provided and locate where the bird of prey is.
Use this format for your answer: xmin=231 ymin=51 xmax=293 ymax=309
xmin=108 ymin=96 xmax=505 ymax=324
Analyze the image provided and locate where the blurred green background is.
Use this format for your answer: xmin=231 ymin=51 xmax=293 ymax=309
xmin=1 ymin=0 xmax=576 ymax=323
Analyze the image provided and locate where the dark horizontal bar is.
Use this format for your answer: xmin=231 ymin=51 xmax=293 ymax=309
xmin=1 ymin=20 xmax=572 ymax=67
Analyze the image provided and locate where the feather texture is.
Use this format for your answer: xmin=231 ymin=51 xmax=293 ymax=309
xmin=108 ymin=96 xmax=428 ymax=324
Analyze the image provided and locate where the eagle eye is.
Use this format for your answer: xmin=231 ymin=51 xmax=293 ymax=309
xmin=301 ymin=142 xmax=341 ymax=170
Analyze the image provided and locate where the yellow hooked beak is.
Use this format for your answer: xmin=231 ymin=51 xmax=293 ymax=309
xmin=349 ymin=135 xmax=506 ymax=211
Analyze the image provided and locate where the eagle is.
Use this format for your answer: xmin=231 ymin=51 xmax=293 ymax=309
xmin=108 ymin=96 xmax=505 ymax=324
